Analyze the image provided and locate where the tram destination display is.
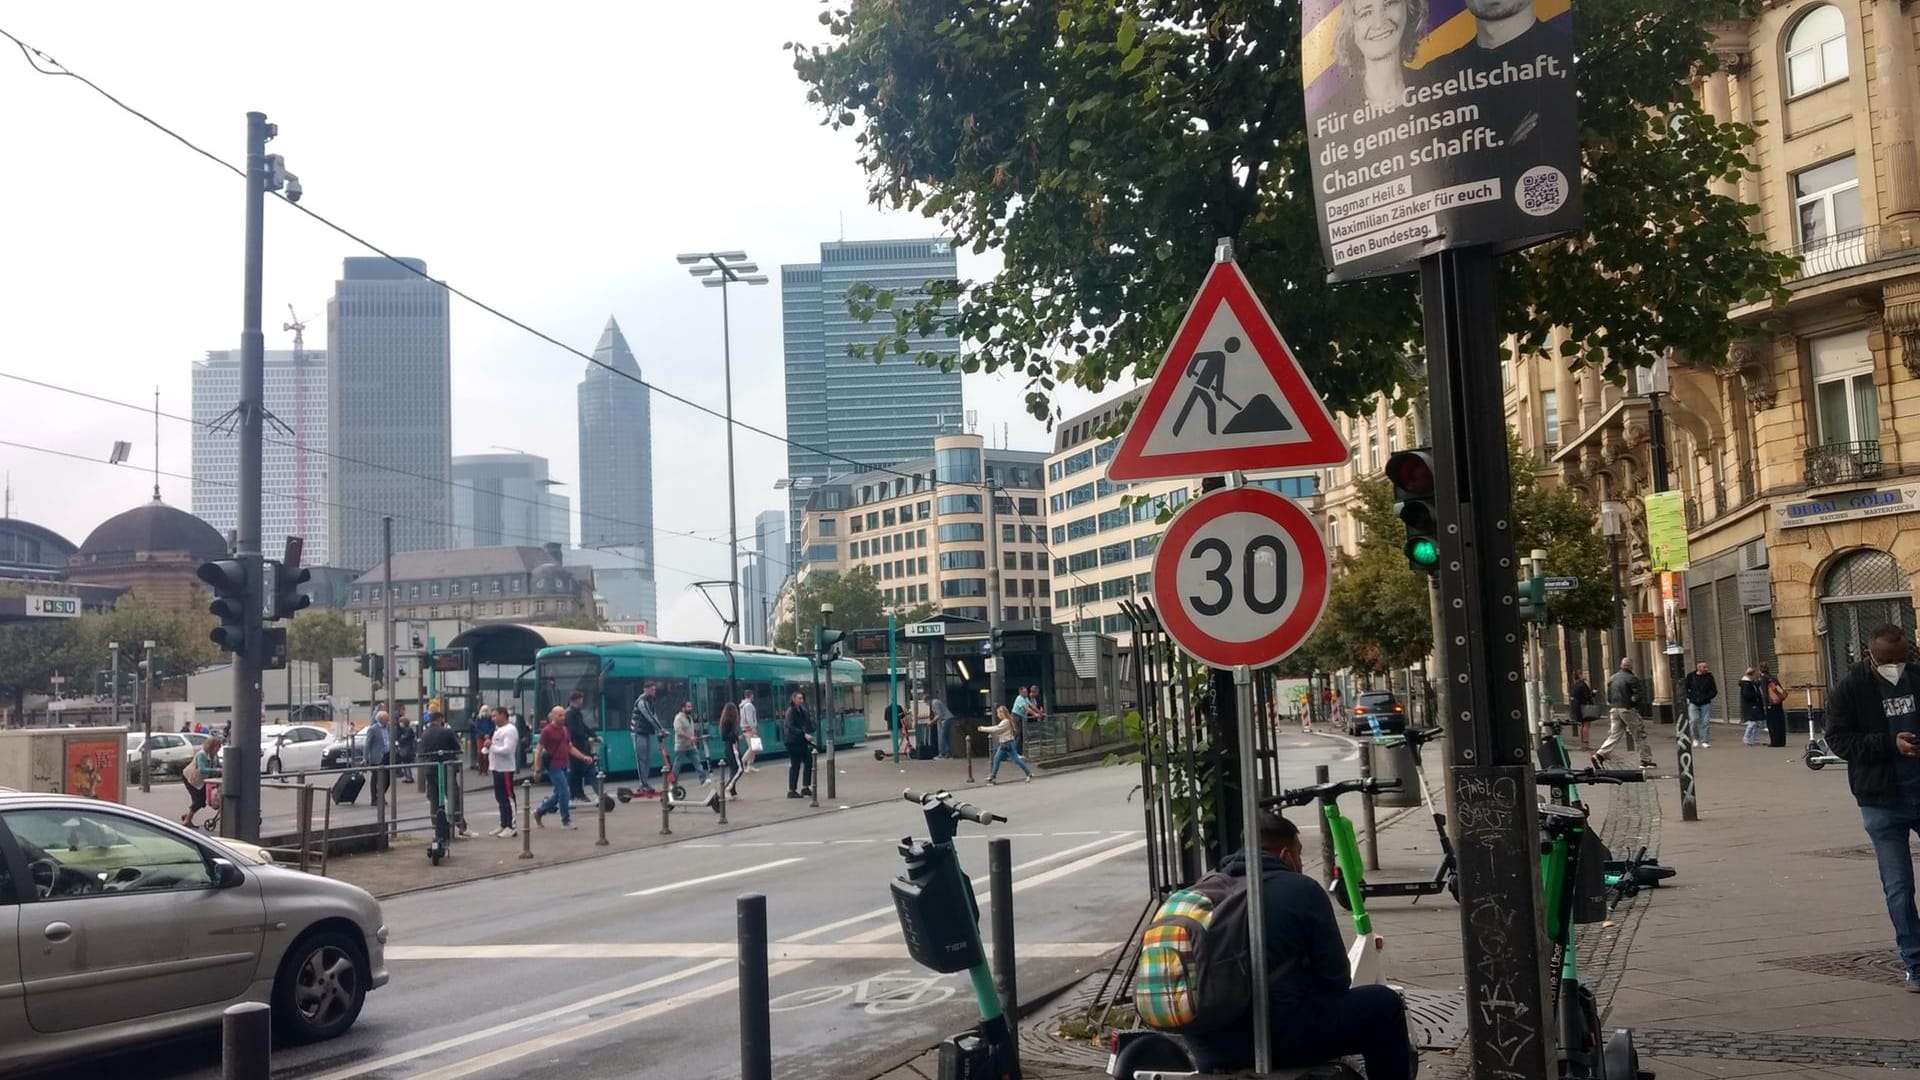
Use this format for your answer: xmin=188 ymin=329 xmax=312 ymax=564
xmin=1302 ymin=0 xmax=1582 ymax=281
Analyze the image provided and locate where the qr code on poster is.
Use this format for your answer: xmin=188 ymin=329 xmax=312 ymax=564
xmin=1517 ymin=166 xmax=1567 ymax=217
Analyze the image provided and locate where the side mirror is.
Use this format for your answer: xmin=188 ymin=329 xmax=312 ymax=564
xmin=209 ymin=857 xmax=246 ymax=888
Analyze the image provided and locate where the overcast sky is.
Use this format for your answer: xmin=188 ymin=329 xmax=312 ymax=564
xmin=0 ymin=3 xmax=1105 ymax=638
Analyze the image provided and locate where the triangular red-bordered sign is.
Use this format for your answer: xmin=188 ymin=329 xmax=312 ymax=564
xmin=1107 ymin=261 xmax=1347 ymax=482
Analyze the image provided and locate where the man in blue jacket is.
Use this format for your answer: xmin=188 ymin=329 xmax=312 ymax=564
xmin=1193 ymin=810 xmax=1413 ymax=1078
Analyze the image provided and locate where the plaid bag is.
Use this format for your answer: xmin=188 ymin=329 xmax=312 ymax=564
xmin=1133 ymin=872 xmax=1252 ymax=1033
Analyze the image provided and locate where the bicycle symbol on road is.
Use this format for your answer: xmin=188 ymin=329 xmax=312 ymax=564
xmin=768 ymin=969 xmax=958 ymax=1016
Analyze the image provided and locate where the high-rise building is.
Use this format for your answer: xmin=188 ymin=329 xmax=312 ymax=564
xmin=781 ymin=238 xmax=963 ymax=566
xmin=326 ymin=257 xmax=451 ymax=571
xmin=577 ymin=316 xmax=656 ymax=626
xmin=742 ymin=508 xmax=788 ymax=645
xmin=451 ymin=453 xmax=569 ymax=549
xmin=193 ymin=348 xmax=330 ymax=565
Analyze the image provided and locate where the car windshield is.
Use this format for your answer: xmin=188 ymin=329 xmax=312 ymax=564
xmin=5 ymin=808 xmax=215 ymax=898
xmin=1358 ymin=693 xmax=1397 ymax=708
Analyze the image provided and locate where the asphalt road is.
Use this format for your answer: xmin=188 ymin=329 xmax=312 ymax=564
xmin=42 ymin=736 xmax=1355 ymax=1080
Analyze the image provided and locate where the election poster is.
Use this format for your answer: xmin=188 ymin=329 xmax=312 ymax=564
xmin=1302 ymin=0 xmax=1582 ymax=281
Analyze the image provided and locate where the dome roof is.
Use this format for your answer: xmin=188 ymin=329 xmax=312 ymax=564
xmin=77 ymin=501 xmax=227 ymax=561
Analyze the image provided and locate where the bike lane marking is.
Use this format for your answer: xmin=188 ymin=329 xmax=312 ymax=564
xmin=623 ymin=856 xmax=803 ymax=897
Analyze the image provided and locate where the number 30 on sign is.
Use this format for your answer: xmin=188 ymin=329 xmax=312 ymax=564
xmin=1150 ymin=487 xmax=1331 ymax=670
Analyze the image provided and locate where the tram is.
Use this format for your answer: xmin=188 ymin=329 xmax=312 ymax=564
xmin=534 ymin=638 xmax=867 ymax=778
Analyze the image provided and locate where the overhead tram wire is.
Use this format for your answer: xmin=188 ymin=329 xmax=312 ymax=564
xmin=0 ymin=436 xmax=719 ymax=589
xmin=0 ymin=370 xmax=740 ymax=556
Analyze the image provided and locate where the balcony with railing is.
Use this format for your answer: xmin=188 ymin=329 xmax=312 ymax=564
xmin=1804 ymin=440 xmax=1884 ymax=488
xmin=1783 ymin=224 xmax=1911 ymax=282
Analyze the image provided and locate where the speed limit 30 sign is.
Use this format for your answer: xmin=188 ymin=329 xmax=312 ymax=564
xmin=1151 ymin=486 xmax=1330 ymax=669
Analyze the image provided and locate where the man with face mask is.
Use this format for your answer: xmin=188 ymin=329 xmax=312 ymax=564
xmin=1826 ymin=624 xmax=1920 ymax=994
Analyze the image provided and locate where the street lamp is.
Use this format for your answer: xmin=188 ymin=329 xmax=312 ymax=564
xmin=140 ymin=640 xmax=156 ymax=794
xmin=1599 ymin=500 xmax=1627 ymax=671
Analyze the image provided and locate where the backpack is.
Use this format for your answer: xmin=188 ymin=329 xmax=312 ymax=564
xmin=1133 ymin=872 xmax=1254 ymax=1033
xmin=1767 ymin=679 xmax=1788 ymax=706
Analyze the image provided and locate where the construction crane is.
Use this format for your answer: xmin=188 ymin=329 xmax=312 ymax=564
xmin=284 ymin=305 xmax=313 ymax=545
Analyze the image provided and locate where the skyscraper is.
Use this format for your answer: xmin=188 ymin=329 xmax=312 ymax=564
xmin=326 ymin=257 xmax=451 ymax=571
xmin=577 ymin=317 xmax=656 ymax=626
xmin=742 ymin=508 xmax=788 ymax=645
xmin=192 ymin=348 xmax=330 ymax=565
xmin=781 ymin=238 xmax=963 ymax=565
xmin=451 ymin=453 xmax=569 ymax=549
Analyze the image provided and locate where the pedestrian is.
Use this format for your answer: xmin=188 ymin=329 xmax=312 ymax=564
xmin=480 ymin=705 xmax=519 ymax=837
xmin=739 ymin=689 xmax=762 ymax=773
xmin=419 ymin=710 xmax=468 ymax=837
xmin=672 ymin=701 xmax=711 ymax=786
xmin=1593 ymin=658 xmax=1656 ymax=769
xmin=564 ymin=690 xmax=598 ymax=803
xmin=180 ymin=734 xmax=223 ymax=827
xmin=1822 ymin=623 xmax=1920 ymax=993
xmin=629 ymin=681 xmax=664 ymax=794
xmin=1760 ymin=662 xmax=1790 ymax=747
xmin=1011 ymin=685 xmax=1034 ymax=742
xmin=911 ymin=690 xmax=937 ymax=756
xmin=785 ymin=690 xmax=816 ymax=799
xmin=364 ymin=709 xmax=393 ymax=802
xmin=1740 ymin=667 xmax=1766 ymax=746
xmin=979 ymin=705 xmax=1034 ymax=784
xmin=512 ymin=710 xmax=533 ymax=771
xmin=930 ymin=692 xmax=957 ymax=760
xmin=1568 ymin=670 xmax=1595 ymax=747
xmin=1682 ymin=660 xmax=1718 ymax=747
xmin=393 ymin=706 xmax=417 ymax=781
xmin=718 ymin=701 xmax=744 ymax=799
xmin=533 ymin=706 xmax=593 ymax=829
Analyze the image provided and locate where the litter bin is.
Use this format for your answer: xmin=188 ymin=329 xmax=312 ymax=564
xmin=915 ymin=722 xmax=937 ymax=760
xmin=1369 ymin=736 xmax=1422 ymax=808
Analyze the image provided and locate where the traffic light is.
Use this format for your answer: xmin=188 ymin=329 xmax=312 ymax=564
xmin=198 ymin=558 xmax=252 ymax=656
xmin=268 ymin=559 xmax=311 ymax=621
xmin=990 ymin=627 xmax=1006 ymax=655
xmin=1384 ymin=449 xmax=1440 ymax=575
xmin=262 ymin=627 xmax=289 ymax=670
xmin=815 ymin=626 xmax=846 ymax=662
xmin=1516 ymin=572 xmax=1549 ymax=624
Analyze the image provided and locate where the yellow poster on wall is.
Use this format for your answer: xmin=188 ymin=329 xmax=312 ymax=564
xmin=1643 ymin=491 xmax=1691 ymax=572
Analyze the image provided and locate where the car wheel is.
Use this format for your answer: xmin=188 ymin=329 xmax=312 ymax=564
xmin=266 ymin=756 xmax=281 ymax=775
xmin=273 ymin=929 xmax=368 ymax=1044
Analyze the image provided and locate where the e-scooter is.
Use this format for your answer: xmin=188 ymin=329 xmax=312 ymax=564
xmin=1539 ymin=717 xmax=1675 ymax=898
xmin=1800 ymin=684 xmax=1845 ymax=770
xmin=425 ymin=747 xmax=461 ymax=866
xmin=892 ymin=788 xmax=1017 ymax=1080
xmin=1347 ymin=726 xmax=1457 ymax=905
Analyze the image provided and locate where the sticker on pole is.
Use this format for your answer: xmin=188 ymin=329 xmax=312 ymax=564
xmin=1107 ymin=261 xmax=1347 ymax=482
xmin=1150 ymin=487 xmax=1330 ymax=669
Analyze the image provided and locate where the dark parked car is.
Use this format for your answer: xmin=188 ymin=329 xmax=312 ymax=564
xmin=1347 ymin=691 xmax=1407 ymax=736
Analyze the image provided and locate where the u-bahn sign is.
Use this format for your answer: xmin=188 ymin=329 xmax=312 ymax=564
xmin=1151 ymin=487 xmax=1331 ymax=669
xmin=0 ymin=594 xmax=82 ymax=621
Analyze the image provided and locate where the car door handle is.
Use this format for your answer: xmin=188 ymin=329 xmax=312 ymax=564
xmin=43 ymin=922 xmax=73 ymax=943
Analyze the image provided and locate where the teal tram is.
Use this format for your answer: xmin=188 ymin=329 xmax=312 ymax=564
xmin=534 ymin=639 xmax=867 ymax=779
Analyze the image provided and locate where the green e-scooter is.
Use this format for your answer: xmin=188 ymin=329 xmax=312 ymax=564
xmin=1263 ymin=776 xmax=1405 ymax=985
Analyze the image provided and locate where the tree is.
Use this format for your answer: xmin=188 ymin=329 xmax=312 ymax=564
xmin=64 ymin=593 xmax=223 ymax=693
xmin=0 ymin=620 xmax=83 ymax=716
xmin=1298 ymin=478 xmax=1435 ymax=675
xmin=1510 ymin=445 xmax=1614 ymax=633
xmin=286 ymin=608 xmax=361 ymax=669
xmin=774 ymin=568 xmax=934 ymax=654
xmin=792 ymin=0 xmax=1793 ymax=423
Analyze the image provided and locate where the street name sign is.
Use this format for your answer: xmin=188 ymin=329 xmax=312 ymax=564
xmin=1107 ymin=260 xmax=1347 ymax=482
xmin=903 ymin=622 xmax=946 ymax=639
xmin=1543 ymin=576 xmax=1580 ymax=592
xmin=1150 ymin=486 xmax=1331 ymax=670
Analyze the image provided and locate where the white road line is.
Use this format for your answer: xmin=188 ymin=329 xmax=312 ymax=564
xmin=300 ymin=959 xmax=731 ymax=1080
xmin=624 ymin=857 xmax=804 ymax=897
xmin=838 ymin=839 xmax=1145 ymax=945
xmin=389 ymin=941 xmax=1117 ymax=961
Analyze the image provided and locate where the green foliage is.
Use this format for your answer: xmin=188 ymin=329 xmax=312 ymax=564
xmin=527 ymin=608 xmax=610 ymax=633
xmin=66 ymin=593 xmax=223 ymax=687
xmin=1299 ymin=479 xmax=1435 ymax=674
xmin=773 ymin=568 xmax=933 ymax=655
xmin=285 ymin=608 xmax=361 ymax=668
xmin=792 ymin=0 xmax=1790 ymax=422
xmin=0 ymin=620 xmax=82 ymax=714
xmin=1509 ymin=444 xmax=1615 ymax=632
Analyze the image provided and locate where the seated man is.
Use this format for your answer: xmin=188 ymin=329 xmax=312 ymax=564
xmin=1191 ymin=810 xmax=1414 ymax=1079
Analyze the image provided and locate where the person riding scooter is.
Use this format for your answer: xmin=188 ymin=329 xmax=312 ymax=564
xmin=1187 ymin=810 xmax=1416 ymax=1080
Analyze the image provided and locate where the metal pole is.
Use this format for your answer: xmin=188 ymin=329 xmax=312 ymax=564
xmin=823 ymin=609 xmax=837 ymax=801
xmin=1315 ymin=762 xmax=1335 ymax=883
xmin=519 ymin=779 xmax=533 ymax=858
xmin=888 ymin=614 xmax=900 ymax=763
xmin=660 ymin=774 xmax=674 ymax=834
xmin=988 ymin=837 xmax=1020 ymax=1040
xmin=383 ymin=519 xmax=398 ymax=833
xmin=1607 ymin=532 xmax=1627 ymax=666
xmin=596 ymin=766 xmax=609 ymax=846
xmin=1648 ymin=392 xmax=1698 ymax=820
xmin=738 ymin=894 xmax=773 ymax=1080
xmin=221 ymin=1001 xmax=271 ymax=1080
xmin=296 ymin=783 xmax=313 ymax=874
xmin=1234 ymin=665 xmax=1270 ymax=1074
xmin=985 ymin=480 xmax=1006 ymax=710
xmin=225 ymin=111 xmax=272 ymax=844
xmin=1422 ymin=246 xmax=1553 ymax=1080
xmin=1359 ymin=741 xmax=1381 ymax=873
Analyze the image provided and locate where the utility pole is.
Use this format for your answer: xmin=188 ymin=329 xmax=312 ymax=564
xmin=984 ymin=480 xmax=1006 ymax=710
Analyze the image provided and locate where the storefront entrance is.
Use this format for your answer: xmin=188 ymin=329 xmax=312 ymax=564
xmin=1819 ymin=549 xmax=1917 ymax=683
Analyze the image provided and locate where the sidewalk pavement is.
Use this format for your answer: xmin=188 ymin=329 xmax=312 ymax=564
xmin=891 ymin=723 xmax=1920 ymax=1079
xmin=307 ymin=745 xmax=1080 ymax=898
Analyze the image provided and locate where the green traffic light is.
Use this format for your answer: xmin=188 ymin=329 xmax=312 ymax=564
xmin=1407 ymin=537 xmax=1440 ymax=568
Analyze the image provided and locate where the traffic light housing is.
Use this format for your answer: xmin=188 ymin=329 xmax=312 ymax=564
xmin=815 ymin=626 xmax=846 ymax=662
xmin=269 ymin=559 xmax=311 ymax=621
xmin=198 ymin=558 xmax=252 ymax=655
xmin=1384 ymin=449 xmax=1440 ymax=575
xmin=1516 ymin=572 xmax=1549 ymax=624
xmin=990 ymin=627 xmax=1006 ymax=654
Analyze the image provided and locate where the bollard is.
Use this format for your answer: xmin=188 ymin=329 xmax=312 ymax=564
xmin=738 ymin=894 xmax=772 ymax=1080
xmin=809 ymin=741 xmax=820 ymax=808
xmin=1359 ymin=742 xmax=1381 ymax=873
xmin=717 ymin=752 xmax=730 ymax=825
xmin=989 ymin=837 xmax=1019 ymax=1039
xmin=296 ymin=784 xmax=314 ymax=874
xmin=827 ymin=730 xmax=838 ymax=801
xmin=519 ymin=779 xmax=534 ymax=860
xmin=660 ymin=781 xmax=673 ymax=836
xmin=374 ymin=763 xmax=389 ymax=852
xmin=221 ymin=1001 xmax=271 ymax=1080
xmin=596 ymin=768 xmax=610 ymax=847
xmin=1315 ymin=763 xmax=1336 ymax=884
xmin=1677 ymin=729 xmax=1698 ymax=821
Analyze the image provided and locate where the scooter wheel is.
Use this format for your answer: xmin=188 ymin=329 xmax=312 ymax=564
xmin=601 ymin=794 xmax=617 ymax=813
xmin=1602 ymin=1028 xmax=1641 ymax=1080
xmin=671 ymin=784 xmax=687 ymax=801
xmin=1805 ymin=749 xmax=1827 ymax=771
xmin=429 ymin=845 xmax=444 ymax=866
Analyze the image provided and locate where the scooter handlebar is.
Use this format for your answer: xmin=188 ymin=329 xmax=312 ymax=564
xmin=1535 ymin=767 xmax=1647 ymax=787
xmin=902 ymin=788 xmax=1007 ymax=826
xmin=1261 ymin=776 xmax=1403 ymax=809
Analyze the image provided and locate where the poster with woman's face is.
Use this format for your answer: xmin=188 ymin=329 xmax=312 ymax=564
xmin=1302 ymin=0 xmax=1581 ymax=281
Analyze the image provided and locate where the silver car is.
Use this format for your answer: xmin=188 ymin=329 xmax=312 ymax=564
xmin=0 ymin=793 xmax=389 ymax=1073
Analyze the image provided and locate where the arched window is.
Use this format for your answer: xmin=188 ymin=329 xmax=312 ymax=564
xmin=1820 ymin=549 xmax=1914 ymax=678
xmin=1785 ymin=4 xmax=1848 ymax=97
